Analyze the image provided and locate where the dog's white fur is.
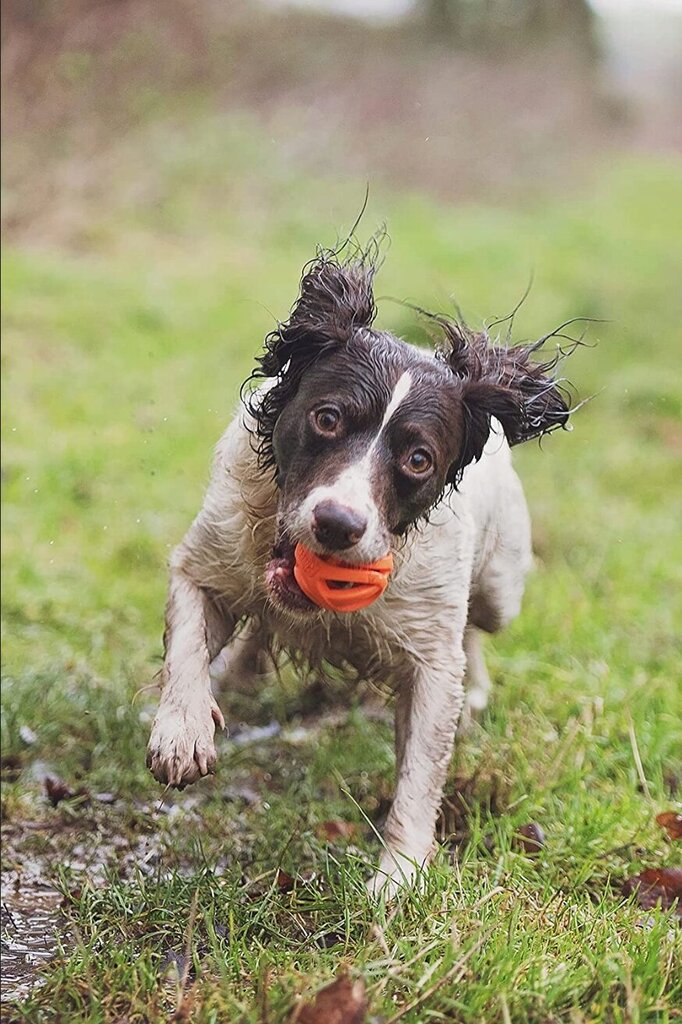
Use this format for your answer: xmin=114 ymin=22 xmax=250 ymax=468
xmin=147 ymin=398 xmax=532 ymax=897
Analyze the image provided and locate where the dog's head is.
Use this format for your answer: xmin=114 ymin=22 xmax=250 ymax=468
xmin=249 ymin=248 xmax=573 ymax=614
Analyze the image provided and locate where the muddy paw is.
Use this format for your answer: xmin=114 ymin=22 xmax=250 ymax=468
xmin=146 ymin=697 xmax=225 ymax=788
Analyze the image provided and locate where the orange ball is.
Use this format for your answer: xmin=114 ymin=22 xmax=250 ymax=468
xmin=293 ymin=543 xmax=393 ymax=613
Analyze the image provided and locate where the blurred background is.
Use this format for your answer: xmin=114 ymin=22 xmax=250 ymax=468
xmin=2 ymin=0 xmax=681 ymax=235
xmin=1 ymin=0 xmax=681 ymax=727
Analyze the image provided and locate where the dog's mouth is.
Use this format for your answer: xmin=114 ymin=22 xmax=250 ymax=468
xmin=265 ymin=534 xmax=318 ymax=614
xmin=265 ymin=534 xmax=365 ymax=614
xmin=265 ymin=532 xmax=393 ymax=614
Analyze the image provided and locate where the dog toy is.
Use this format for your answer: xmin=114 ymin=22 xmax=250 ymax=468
xmin=293 ymin=543 xmax=393 ymax=613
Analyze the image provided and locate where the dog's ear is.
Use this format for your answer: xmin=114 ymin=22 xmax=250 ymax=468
xmin=439 ymin=320 xmax=572 ymax=483
xmin=246 ymin=251 xmax=378 ymax=472
xmin=260 ymin=254 xmax=377 ymax=377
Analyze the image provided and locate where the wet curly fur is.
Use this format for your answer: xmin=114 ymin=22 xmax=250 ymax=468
xmin=148 ymin=238 xmax=583 ymax=898
xmin=247 ymin=245 xmax=574 ymax=488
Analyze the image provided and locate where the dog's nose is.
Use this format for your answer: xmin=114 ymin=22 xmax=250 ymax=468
xmin=312 ymin=500 xmax=367 ymax=550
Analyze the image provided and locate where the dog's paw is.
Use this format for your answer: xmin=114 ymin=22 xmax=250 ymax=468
xmin=146 ymin=696 xmax=225 ymax=788
xmin=458 ymin=686 xmax=489 ymax=733
xmin=366 ymin=849 xmax=424 ymax=902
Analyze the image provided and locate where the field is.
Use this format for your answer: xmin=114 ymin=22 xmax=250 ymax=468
xmin=2 ymin=101 xmax=682 ymax=1021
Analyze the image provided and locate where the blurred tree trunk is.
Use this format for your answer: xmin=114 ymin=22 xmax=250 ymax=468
xmin=422 ymin=0 xmax=597 ymax=52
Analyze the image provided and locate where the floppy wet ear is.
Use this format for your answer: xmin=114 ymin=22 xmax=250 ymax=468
xmin=259 ymin=253 xmax=377 ymax=376
xmin=245 ymin=249 xmax=378 ymax=472
xmin=441 ymin=321 xmax=572 ymax=483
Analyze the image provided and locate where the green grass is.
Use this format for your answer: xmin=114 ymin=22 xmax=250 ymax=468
xmin=2 ymin=119 xmax=682 ymax=1021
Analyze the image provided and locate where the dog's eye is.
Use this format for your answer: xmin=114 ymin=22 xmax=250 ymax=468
xmin=312 ymin=407 xmax=341 ymax=435
xmin=405 ymin=448 xmax=433 ymax=475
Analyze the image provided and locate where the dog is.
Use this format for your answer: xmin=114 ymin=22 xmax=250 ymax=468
xmin=146 ymin=244 xmax=574 ymax=897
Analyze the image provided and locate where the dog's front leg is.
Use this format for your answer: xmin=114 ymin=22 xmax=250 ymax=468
xmin=368 ymin=643 xmax=466 ymax=899
xmin=147 ymin=568 xmax=234 ymax=788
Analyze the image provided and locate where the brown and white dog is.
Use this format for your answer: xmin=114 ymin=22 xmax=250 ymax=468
xmin=147 ymin=246 xmax=574 ymax=897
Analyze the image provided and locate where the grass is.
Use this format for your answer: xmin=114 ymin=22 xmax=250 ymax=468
xmin=1 ymin=113 xmax=682 ymax=1021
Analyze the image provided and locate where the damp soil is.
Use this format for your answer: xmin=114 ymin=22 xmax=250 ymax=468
xmin=0 ymin=711 xmax=391 ymax=1005
xmin=0 ymin=805 xmax=171 ymax=1004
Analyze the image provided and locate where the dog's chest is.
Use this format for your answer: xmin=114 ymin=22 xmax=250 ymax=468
xmin=258 ymin=601 xmax=405 ymax=680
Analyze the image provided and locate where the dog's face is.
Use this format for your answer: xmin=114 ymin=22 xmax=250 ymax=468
xmin=272 ymin=339 xmax=463 ymax=564
xmin=253 ymin=250 xmax=570 ymax=614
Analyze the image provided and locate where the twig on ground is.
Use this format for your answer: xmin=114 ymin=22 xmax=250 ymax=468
xmin=627 ymin=716 xmax=654 ymax=807
xmin=175 ymin=889 xmax=199 ymax=1018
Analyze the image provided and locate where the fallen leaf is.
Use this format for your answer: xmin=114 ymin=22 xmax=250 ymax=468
xmin=0 ymin=753 xmax=23 ymax=779
xmin=512 ymin=822 xmax=545 ymax=855
xmin=44 ymin=776 xmax=74 ymax=806
xmin=294 ymin=974 xmax=367 ymax=1024
xmin=316 ymin=820 xmax=357 ymax=842
xmin=276 ymin=869 xmax=295 ymax=892
xmin=656 ymin=811 xmax=682 ymax=841
xmin=44 ymin=776 xmax=88 ymax=807
xmin=622 ymin=868 xmax=682 ymax=919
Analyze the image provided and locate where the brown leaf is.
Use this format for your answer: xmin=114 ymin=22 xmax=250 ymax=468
xmin=1 ymin=753 xmax=23 ymax=781
xmin=44 ymin=775 xmax=88 ymax=807
xmin=512 ymin=822 xmax=545 ymax=855
xmin=276 ymin=869 xmax=295 ymax=892
xmin=294 ymin=974 xmax=367 ymax=1024
xmin=316 ymin=820 xmax=357 ymax=842
xmin=656 ymin=811 xmax=682 ymax=841
xmin=622 ymin=868 xmax=682 ymax=919
xmin=44 ymin=776 xmax=74 ymax=806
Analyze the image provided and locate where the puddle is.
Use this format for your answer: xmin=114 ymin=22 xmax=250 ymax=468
xmin=0 ymin=810 xmax=162 ymax=1006
xmin=0 ymin=715 xmax=371 ymax=1003
xmin=1 ymin=885 xmax=62 ymax=1001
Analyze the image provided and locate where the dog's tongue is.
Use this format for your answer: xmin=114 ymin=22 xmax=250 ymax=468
xmin=265 ymin=539 xmax=296 ymax=587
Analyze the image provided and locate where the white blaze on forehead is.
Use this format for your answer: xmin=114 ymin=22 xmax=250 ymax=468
xmin=291 ymin=370 xmax=415 ymax=562
xmin=372 ymin=371 xmax=413 ymax=449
